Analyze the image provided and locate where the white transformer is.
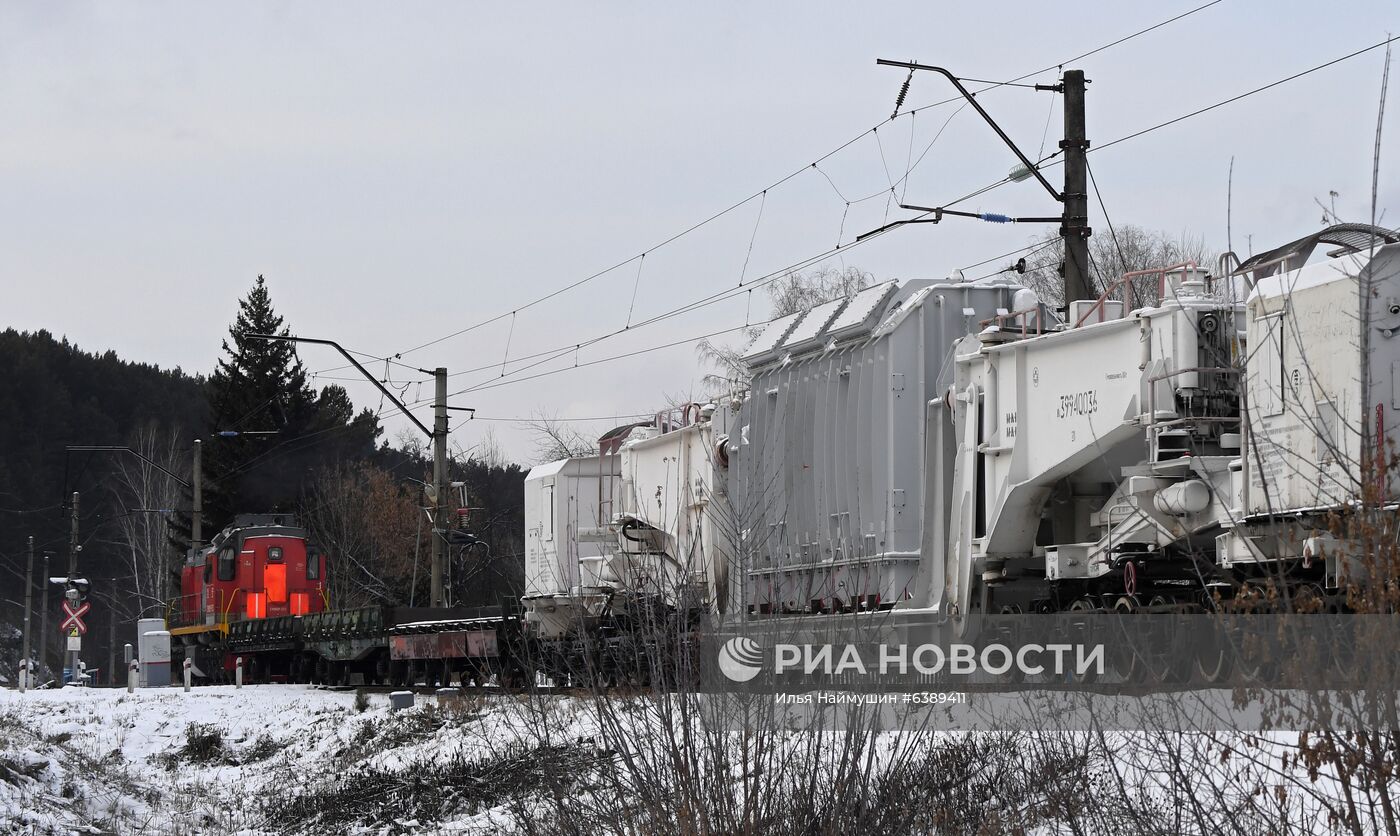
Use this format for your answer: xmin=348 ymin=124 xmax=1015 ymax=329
xmin=1217 ymin=229 xmax=1400 ymax=578
xmin=613 ymin=403 xmax=736 ymax=615
xmin=521 ymin=404 xmax=737 ymax=640
xmin=521 ymin=453 xmax=619 ymax=639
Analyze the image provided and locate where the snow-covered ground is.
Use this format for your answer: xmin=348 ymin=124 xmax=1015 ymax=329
xmin=1 ymin=683 xmax=1386 ymax=835
xmin=0 ymin=684 xmax=600 ymax=835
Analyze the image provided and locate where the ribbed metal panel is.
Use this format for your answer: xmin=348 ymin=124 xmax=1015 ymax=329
xmin=733 ymin=279 xmax=1019 ymax=613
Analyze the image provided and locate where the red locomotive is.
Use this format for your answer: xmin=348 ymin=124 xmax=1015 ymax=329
xmin=171 ymin=514 xmax=328 ymax=677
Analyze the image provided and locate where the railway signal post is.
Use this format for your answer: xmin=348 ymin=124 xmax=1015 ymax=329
xmin=66 ymin=492 xmax=82 ymax=682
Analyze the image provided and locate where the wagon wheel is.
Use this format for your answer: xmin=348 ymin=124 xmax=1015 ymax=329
xmin=1110 ymin=596 xmax=1147 ymax=683
xmin=1192 ymin=619 xmax=1233 ymax=686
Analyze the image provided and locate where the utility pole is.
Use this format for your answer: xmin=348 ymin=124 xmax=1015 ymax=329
xmin=107 ymin=607 xmax=116 ymax=687
xmin=870 ymin=61 xmax=1093 ymax=307
xmin=21 ymin=536 xmax=33 ymax=691
xmin=1060 ymin=69 xmax=1094 ymax=306
xmin=242 ymin=335 xmax=470 ymax=610
xmin=67 ymin=491 xmax=80 ymax=681
xmin=191 ymin=438 xmax=203 ymax=599
xmin=39 ymin=552 xmax=50 ymax=680
xmin=432 ymin=368 xmax=449 ymax=608
xmin=68 ymin=492 xmax=79 ymax=580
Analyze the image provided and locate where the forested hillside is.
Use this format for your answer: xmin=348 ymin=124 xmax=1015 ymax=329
xmin=0 ymin=327 xmax=206 ymax=587
xmin=0 ymin=329 xmax=206 ymax=681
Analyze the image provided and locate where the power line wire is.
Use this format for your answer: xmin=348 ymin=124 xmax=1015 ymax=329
xmin=1093 ymin=34 xmax=1398 ymax=155
xmin=413 ymin=233 xmax=1051 ymax=404
xmin=935 ymin=34 xmax=1400 ymax=212
xmin=456 ymin=319 xmax=785 ymax=397
xmin=316 ymin=24 xmax=1377 ymax=411
xmin=471 ymin=413 xmax=654 ymax=424
xmin=323 ymin=2 xmax=1223 ymax=375
xmin=452 ymin=234 xmax=1070 ymax=397
xmin=434 ymin=222 xmax=915 ymax=397
xmin=310 ymin=4 xmax=1241 ymax=408
xmin=1086 ymin=156 xmax=1129 ymax=276
xmin=355 ymin=170 xmax=1044 ymax=407
xmin=427 ymin=22 xmax=1398 ymax=401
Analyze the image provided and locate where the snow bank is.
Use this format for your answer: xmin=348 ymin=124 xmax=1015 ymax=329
xmin=0 ymin=685 xmax=602 ymax=835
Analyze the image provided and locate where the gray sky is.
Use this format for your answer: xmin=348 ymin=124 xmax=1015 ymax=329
xmin=3 ymin=2 xmax=1397 ymax=461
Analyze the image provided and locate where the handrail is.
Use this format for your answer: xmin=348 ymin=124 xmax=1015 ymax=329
xmin=654 ymin=401 xmax=705 ymax=434
xmin=219 ymin=587 xmax=240 ymax=625
xmin=978 ymin=303 xmax=1055 ymax=337
xmin=1073 ymin=261 xmax=1200 ymax=328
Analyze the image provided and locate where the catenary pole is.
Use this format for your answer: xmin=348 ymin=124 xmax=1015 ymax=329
xmin=432 ymin=368 xmax=449 ymax=608
xmin=191 ymin=439 xmax=202 ymax=595
xmin=242 ymin=335 xmax=465 ymax=610
xmin=1061 ymin=69 xmax=1094 ymax=305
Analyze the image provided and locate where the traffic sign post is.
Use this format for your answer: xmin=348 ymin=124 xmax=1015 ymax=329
xmin=61 ymin=600 xmax=90 ymax=635
xmin=53 ymin=584 xmax=91 ymax=685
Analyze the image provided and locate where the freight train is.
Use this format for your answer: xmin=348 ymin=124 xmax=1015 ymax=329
xmin=168 ymin=515 xmax=531 ymax=686
xmin=171 ymin=223 xmax=1400 ymax=687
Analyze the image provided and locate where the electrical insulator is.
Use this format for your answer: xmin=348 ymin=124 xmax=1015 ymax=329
xmin=890 ymin=69 xmax=913 ymax=120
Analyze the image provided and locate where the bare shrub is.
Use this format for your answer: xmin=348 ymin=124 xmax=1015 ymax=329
xmin=266 ymin=742 xmax=603 ymax=832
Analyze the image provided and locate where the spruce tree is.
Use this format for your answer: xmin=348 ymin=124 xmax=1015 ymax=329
xmin=201 ymin=275 xmax=377 ymax=530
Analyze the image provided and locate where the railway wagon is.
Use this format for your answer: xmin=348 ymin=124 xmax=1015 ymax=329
xmin=225 ymin=604 xmax=527 ymax=687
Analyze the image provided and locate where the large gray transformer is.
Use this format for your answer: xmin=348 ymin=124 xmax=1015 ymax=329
xmin=730 ymin=278 xmax=1032 ymax=615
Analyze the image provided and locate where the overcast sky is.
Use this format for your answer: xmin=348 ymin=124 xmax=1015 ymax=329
xmin=3 ymin=2 xmax=1397 ymax=461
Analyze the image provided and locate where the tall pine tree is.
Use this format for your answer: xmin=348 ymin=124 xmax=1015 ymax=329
xmin=200 ymin=275 xmax=380 ymax=531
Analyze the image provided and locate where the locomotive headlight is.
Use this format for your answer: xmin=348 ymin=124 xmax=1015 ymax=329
xmin=268 ymin=546 xmax=283 ymax=562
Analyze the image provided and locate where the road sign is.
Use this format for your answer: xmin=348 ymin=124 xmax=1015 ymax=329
xmin=66 ymin=633 xmax=82 ymax=652
xmin=61 ymin=600 xmax=90 ymax=634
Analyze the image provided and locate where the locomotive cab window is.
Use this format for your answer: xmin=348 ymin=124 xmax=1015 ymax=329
xmin=217 ymin=548 xmax=236 ymax=581
xmin=203 ymin=557 xmax=212 ymax=584
xmin=267 ymin=546 xmax=284 ymax=562
xmin=306 ymin=547 xmax=321 ymax=580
